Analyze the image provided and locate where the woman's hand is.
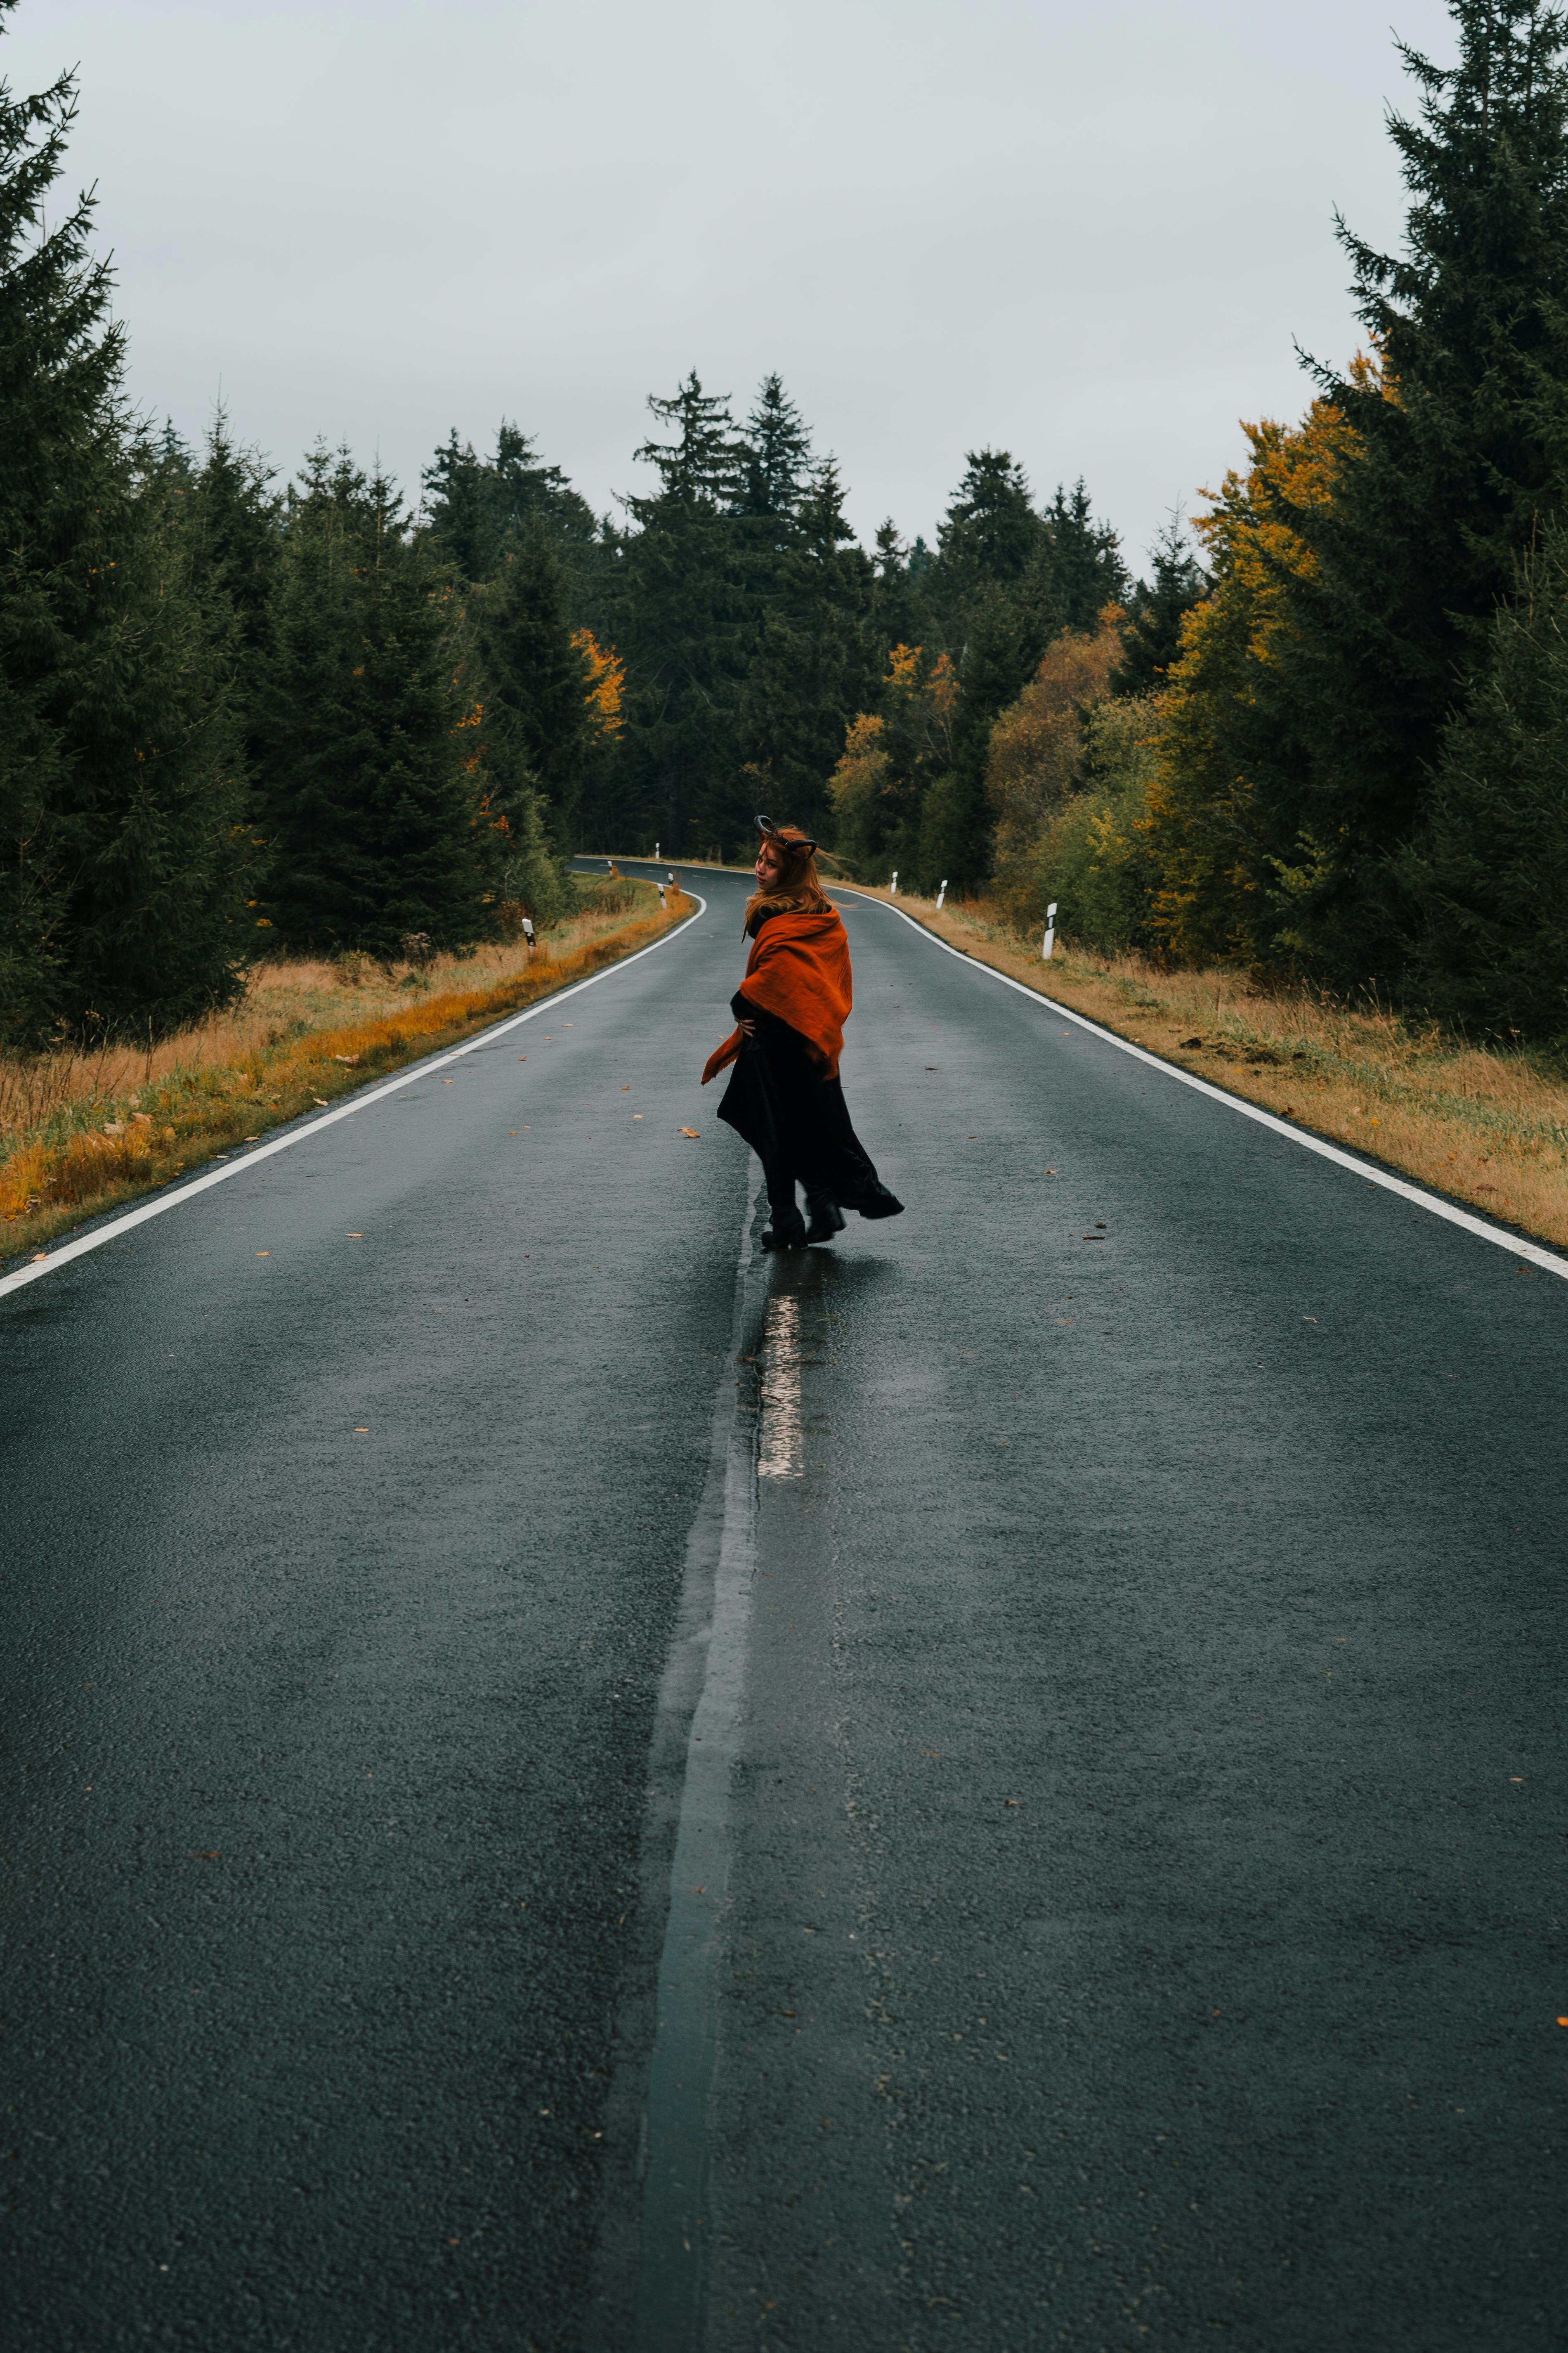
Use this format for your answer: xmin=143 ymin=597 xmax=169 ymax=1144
xmin=737 ymin=1018 xmax=756 ymax=1038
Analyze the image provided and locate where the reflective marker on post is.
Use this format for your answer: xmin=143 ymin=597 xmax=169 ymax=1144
xmin=1043 ymin=902 xmax=1058 ymax=960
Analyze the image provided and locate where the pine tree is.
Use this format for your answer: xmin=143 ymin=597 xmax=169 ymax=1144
xmin=734 ymin=464 xmax=878 ymax=839
xmin=929 ymin=449 xmax=1044 ymax=639
xmin=421 ymin=420 xmax=597 ymax=582
xmin=1253 ymin=0 xmax=1568 ymax=983
xmin=467 ymin=520 xmax=595 ymax=845
xmin=732 ymin=374 xmax=812 ymax=549
xmin=609 ymin=372 xmax=749 ymax=851
xmin=869 ymin=519 xmax=919 ymax=651
xmin=1402 ymin=517 xmax=1568 ymax=1035
xmin=1037 ymin=480 xmax=1129 ymax=631
xmin=634 ymin=371 xmax=741 ymax=504
xmin=184 ymin=406 xmax=279 ymax=767
xmin=255 ymin=452 xmax=492 ymax=959
xmin=0 ymin=14 xmax=251 ymax=1045
xmin=1110 ymin=507 xmax=1208 ymax=696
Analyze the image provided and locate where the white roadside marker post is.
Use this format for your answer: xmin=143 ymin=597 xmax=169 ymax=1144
xmin=1043 ymin=902 xmax=1058 ymax=960
xmin=936 ymin=879 xmax=948 ymax=910
xmin=890 ymin=869 xmax=899 ymax=896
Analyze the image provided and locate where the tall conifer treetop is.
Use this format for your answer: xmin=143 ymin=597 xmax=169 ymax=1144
xmin=631 ymin=372 xmax=741 ymax=512
xmin=937 ymin=450 xmax=1044 ymax=587
xmin=421 ymin=420 xmax=596 ymax=582
xmin=1247 ymin=0 xmax=1568 ymax=982
xmin=1110 ymin=507 xmax=1209 ymax=697
xmin=733 ymin=374 xmax=813 ymax=536
xmin=1332 ymin=0 xmax=1568 ymax=572
xmin=1039 ymin=480 xmax=1129 ymax=632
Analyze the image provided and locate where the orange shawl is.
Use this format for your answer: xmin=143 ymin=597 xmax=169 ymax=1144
xmin=701 ymin=907 xmax=853 ymax=1085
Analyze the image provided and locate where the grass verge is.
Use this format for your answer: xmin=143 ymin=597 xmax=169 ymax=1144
xmin=841 ymin=884 xmax=1568 ymax=1250
xmin=2 ymin=882 xmax=692 ymax=1264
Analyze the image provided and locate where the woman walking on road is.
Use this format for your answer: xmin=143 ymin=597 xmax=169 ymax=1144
xmin=702 ymin=817 xmax=904 ymax=1249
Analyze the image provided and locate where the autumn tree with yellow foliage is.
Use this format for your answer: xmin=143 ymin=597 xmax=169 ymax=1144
xmin=829 ymin=645 xmax=958 ymax=879
xmin=986 ymin=609 xmax=1123 ymax=918
xmin=1143 ymin=393 xmax=1361 ymax=967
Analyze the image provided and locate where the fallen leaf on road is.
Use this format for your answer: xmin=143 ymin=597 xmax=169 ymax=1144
xmin=678 ymin=1128 xmax=700 ymax=1138
xmin=255 ymin=1251 xmax=270 ymax=1257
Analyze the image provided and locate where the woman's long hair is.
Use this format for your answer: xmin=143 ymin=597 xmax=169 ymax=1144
xmin=744 ymin=825 xmax=831 ymax=933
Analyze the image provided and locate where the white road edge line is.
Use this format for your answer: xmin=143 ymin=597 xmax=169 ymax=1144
xmin=835 ymin=886 xmax=1568 ymax=1285
xmin=0 ymin=895 xmax=708 ymax=1303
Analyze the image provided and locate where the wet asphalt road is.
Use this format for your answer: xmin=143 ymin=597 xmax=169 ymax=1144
xmin=2 ymin=861 xmax=1564 ymax=2352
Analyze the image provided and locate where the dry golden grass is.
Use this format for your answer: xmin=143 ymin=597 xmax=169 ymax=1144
xmin=842 ymin=884 xmax=1568 ymax=1249
xmin=2 ymin=883 xmax=690 ymax=1260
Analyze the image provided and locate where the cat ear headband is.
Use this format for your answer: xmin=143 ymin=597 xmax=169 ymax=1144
xmin=756 ymin=813 xmax=821 ymax=854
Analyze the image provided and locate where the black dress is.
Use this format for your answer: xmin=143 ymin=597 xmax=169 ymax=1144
xmin=716 ymin=992 xmax=903 ymax=1235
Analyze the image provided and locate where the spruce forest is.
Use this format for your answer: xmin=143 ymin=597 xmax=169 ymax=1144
xmin=7 ymin=0 xmax=1568 ymax=1052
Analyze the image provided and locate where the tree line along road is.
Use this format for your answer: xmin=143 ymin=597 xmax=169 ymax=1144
xmin=0 ymin=858 xmax=1562 ymax=2351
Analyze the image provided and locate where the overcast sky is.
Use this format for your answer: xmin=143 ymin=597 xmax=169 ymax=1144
xmin=5 ymin=0 xmax=1459 ymax=574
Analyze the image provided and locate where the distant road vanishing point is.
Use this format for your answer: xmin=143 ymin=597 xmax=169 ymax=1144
xmin=2 ymin=856 xmax=1562 ymax=2351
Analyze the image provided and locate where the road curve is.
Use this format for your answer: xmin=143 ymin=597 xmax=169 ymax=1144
xmin=2 ymin=860 xmax=1563 ymax=2351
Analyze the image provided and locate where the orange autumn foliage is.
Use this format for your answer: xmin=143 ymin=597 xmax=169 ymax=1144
xmin=986 ymin=606 xmax=1124 ymax=870
xmin=573 ymin=627 xmax=625 ymax=741
xmin=1145 ymin=371 xmax=1374 ymax=964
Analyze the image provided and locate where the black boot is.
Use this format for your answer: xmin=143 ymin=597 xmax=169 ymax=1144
xmin=763 ymin=1166 xmax=805 ymax=1249
xmin=804 ymin=1192 xmax=846 ymax=1245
